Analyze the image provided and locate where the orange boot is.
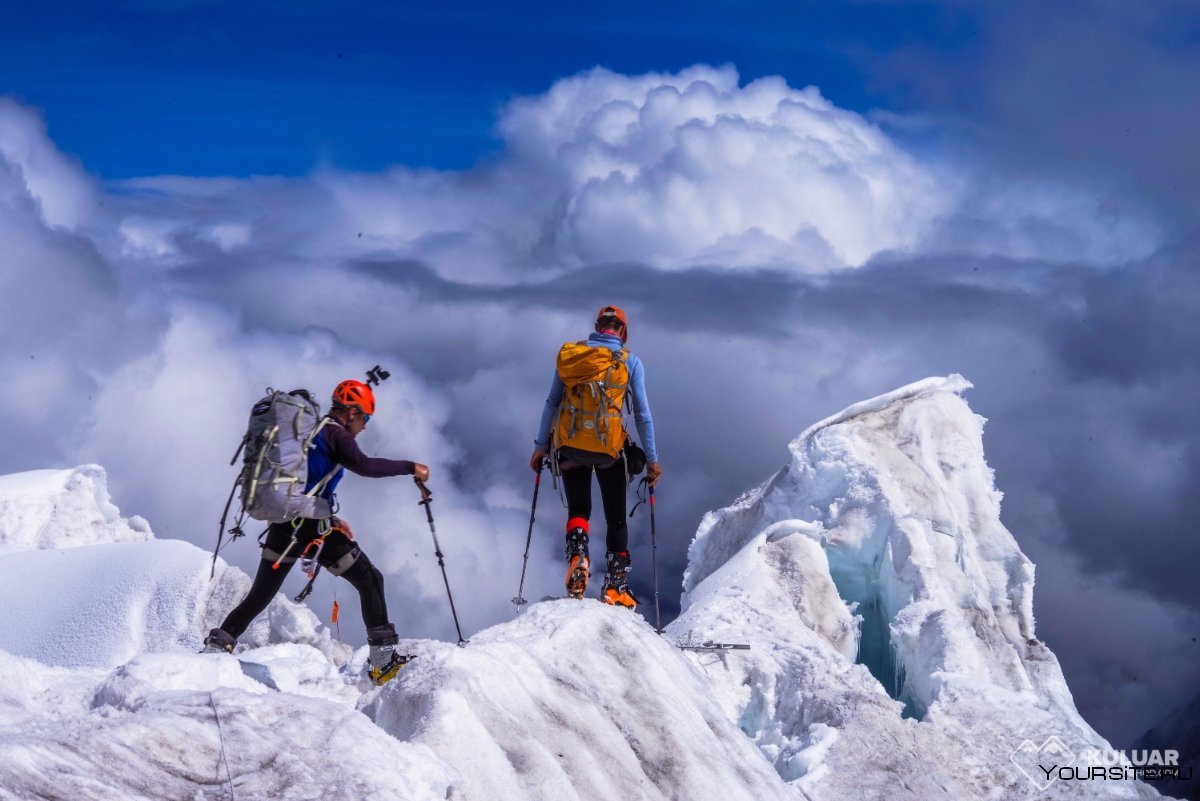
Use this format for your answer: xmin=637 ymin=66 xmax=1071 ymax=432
xmin=601 ymin=551 xmax=638 ymax=609
xmin=564 ymin=518 xmax=590 ymax=599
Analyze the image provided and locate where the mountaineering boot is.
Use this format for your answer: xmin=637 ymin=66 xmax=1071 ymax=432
xmin=601 ymin=551 xmax=638 ymax=610
xmin=564 ymin=518 xmax=591 ymax=599
xmin=201 ymin=628 xmax=236 ymax=654
xmin=366 ymin=624 xmax=409 ymax=687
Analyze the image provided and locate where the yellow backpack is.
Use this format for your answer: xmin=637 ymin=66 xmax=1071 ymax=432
xmin=553 ymin=342 xmax=630 ymax=458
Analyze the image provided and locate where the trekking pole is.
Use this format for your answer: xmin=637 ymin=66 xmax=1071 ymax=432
xmin=211 ymin=479 xmax=240 ymax=579
xmin=415 ymin=478 xmax=469 ymax=646
xmin=512 ymin=464 xmax=543 ymax=610
xmin=211 ymin=434 xmax=251 ymax=579
xmin=649 ymin=482 xmax=663 ymax=634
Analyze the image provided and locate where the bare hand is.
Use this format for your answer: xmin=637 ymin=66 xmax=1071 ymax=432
xmin=530 ymin=450 xmax=546 ymax=472
xmin=413 ymin=463 xmax=430 ymax=482
xmin=647 ymin=461 xmax=662 ymax=487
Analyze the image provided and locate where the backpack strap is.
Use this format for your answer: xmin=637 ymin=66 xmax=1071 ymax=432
xmin=594 ymin=348 xmax=629 ymax=448
xmin=304 ymin=467 xmax=340 ymax=500
xmin=301 ymin=417 xmax=340 ymax=500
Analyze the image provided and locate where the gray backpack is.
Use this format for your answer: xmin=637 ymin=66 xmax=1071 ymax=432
xmin=238 ymin=389 xmax=336 ymax=523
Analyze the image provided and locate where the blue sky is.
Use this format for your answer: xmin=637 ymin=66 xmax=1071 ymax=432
xmin=2 ymin=1 xmax=978 ymax=176
xmin=4 ymin=0 xmax=1200 ymax=754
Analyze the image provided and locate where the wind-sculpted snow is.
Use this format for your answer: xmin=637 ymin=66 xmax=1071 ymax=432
xmin=0 ymin=465 xmax=350 ymax=668
xmin=0 ymin=465 xmax=151 ymax=553
xmin=672 ymin=375 xmax=1166 ymax=799
xmin=365 ymin=600 xmax=794 ymax=801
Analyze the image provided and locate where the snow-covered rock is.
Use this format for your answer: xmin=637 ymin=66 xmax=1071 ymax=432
xmin=671 ymin=374 xmax=1165 ymax=799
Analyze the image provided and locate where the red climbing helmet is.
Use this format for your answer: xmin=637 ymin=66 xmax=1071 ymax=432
xmin=332 ymin=379 xmax=376 ymax=416
xmin=596 ymin=305 xmax=628 ymax=343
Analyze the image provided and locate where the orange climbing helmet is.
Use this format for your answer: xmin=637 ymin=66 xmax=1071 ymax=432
xmin=596 ymin=305 xmax=628 ymax=343
xmin=332 ymin=379 xmax=376 ymax=416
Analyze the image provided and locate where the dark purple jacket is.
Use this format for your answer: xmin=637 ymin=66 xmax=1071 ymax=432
xmin=305 ymin=418 xmax=415 ymax=502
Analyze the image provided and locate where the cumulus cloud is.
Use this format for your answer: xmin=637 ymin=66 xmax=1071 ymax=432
xmin=0 ymin=98 xmax=97 ymax=230
xmin=495 ymin=66 xmax=947 ymax=269
xmin=0 ymin=62 xmax=1191 ymax=744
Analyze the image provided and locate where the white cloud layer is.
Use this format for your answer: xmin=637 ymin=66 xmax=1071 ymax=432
xmin=495 ymin=65 xmax=946 ymax=269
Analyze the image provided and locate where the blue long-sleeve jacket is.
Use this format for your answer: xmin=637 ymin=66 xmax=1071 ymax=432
xmin=535 ymin=332 xmax=659 ymax=463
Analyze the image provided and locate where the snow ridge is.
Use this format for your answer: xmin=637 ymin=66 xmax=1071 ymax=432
xmin=0 ymin=378 xmax=1174 ymax=800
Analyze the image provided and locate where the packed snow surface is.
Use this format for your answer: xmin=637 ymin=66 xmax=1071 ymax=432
xmin=0 ymin=380 xmax=1176 ymax=800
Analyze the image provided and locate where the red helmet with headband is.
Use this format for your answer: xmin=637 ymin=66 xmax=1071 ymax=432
xmin=595 ymin=305 xmax=628 ymax=343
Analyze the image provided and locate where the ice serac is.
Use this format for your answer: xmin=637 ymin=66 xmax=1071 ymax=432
xmin=672 ymin=375 xmax=1165 ymax=800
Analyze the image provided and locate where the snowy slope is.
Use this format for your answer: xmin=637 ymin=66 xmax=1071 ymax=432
xmin=0 ymin=465 xmax=349 ymax=665
xmin=0 ymin=647 xmax=454 ymax=801
xmin=0 ymin=464 xmax=795 ymax=800
xmin=0 ymin=466 xmax=451 ymax=801
xmin=671 ymin=375 xmax=1166 ymax=800
xmin=365 ymin=600 xmax=793 ymax=801
xmin=0 ymin=381 xmax=1177 ymax=800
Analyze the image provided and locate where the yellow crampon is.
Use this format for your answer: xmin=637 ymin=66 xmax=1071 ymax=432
xmin=368 ymin=654 xmax=411 ymax=687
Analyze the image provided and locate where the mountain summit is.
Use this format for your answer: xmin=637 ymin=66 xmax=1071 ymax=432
xmin=0 ymin=378 xmax=1172 ymax=800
